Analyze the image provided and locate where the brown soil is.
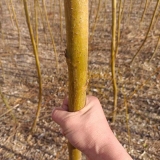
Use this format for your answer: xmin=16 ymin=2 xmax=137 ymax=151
xmin=0 ymin=0 xmax=160 ymax=159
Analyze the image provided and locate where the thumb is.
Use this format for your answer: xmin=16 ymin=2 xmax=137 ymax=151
xmin=52 ymin=107 xmax=68 ymax=127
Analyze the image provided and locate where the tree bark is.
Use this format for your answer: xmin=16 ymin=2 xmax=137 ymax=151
xmin=64 ymin=0 xmax=88 ymax=159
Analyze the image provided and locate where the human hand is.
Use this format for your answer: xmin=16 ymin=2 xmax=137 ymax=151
xmin=52 ymin=96 xmax=132 ymax=160
xmin=52 ymin=96 xmax=112 ymax=156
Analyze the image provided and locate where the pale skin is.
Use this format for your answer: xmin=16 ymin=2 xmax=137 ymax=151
xmin=52 ymin=96 xmax=133 ymax=160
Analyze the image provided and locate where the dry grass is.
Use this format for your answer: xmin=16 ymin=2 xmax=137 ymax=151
xmin=0 ymin=0 xmax=160 ymax=159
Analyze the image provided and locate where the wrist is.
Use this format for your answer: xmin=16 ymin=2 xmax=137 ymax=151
xmin=98 ymin=136 xmax=132 ymax=160
xmin=84 ymin=128 xmax=132 ymax=160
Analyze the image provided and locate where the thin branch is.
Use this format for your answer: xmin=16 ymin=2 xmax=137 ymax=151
xmin=42 ymin=0 xmax=59 ymax=73
xmin=149 ymin=35 xmax=160 ymax=62
xmin=130 ymin=0 xmax=160 ymax=65
xmin=111 ymin=0 xmax=118 ymax=123
xmin=23 ymin=0 xmax=42 ymax=133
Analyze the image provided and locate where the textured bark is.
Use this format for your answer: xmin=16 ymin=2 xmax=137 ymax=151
xmin=64 ymin=0 xmax=88 ymax=159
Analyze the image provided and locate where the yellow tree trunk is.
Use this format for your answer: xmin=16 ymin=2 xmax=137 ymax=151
xmin=64 ymin=0 xmax=88 ymax=159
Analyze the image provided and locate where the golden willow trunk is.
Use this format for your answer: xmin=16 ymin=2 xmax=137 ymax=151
xmin=64 ymin=0 xmax=88 ymax=159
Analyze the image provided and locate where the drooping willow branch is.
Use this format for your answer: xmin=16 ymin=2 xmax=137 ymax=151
xmin=59 ymin=0 xmax=63 ymax=41
xmin=127 ymin=0 xmax=133 ymax=25
xmin=36 ymin=0 xmax=47 ymax=45
xmin=42 ymin=0 xmax=59 ymax=73
xmin=34 ymin=0 xmax=39 ymax=47
xmin=90 ymin=0 xmax=101 ymax=42
xmin=9 ymin=0 xmax=21 ymax=48
xmin=149 ymin=34 xmax=160 ymax=62
xmin=4 ymin=0 xmax=14 ymax=28
xmin=111 ymin=0 xmax=118 ymax=123
xmin=130 ymin=0 xmax=160 ymax=65
xmin=124 ymin=96 xmax=131 ymax=146
xmin=0 ymin=87 xmax=17 ymax=124
xmin=139 ymin=0 xmax=149 ymax=28
xmin=23 ymin=0 xmax=42 ymax=133
xmin=115 ymin=0 xmax=122 ymax=57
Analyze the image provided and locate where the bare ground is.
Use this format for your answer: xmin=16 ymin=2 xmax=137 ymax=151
xmin=0 ymin=0 xmax=160 ymax=159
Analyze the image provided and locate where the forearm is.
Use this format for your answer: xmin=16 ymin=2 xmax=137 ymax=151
xmin=85 ymin=129 xmax=132 ymax=160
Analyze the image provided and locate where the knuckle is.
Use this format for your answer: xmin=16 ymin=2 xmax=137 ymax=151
xmin=87 ymin=95 xmax=100 ymax=104
xmin=63 ymin=114 xmax=79 ymax=129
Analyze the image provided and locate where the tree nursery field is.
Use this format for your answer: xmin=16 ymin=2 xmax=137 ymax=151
xmin=0 ymin=0 xmax=160 ymax=159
